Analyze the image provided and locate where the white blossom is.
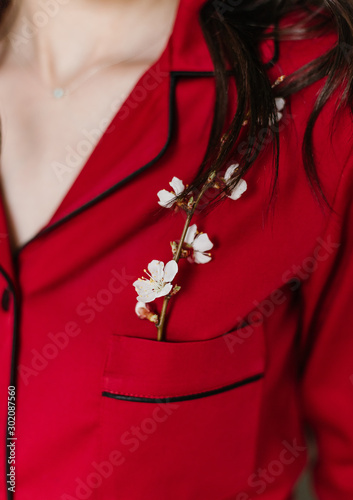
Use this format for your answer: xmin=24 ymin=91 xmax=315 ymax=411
xmin=157 ymin=177 xmax=185 ymax=208
xmin=274 ymin=97 xmax=285 ymax=122
xmin=224 ymin=164 xmax=248 ymax=201
xmin=184 ymin=224 xmax=213 ymax=264
xmin=133 ymin=260 xmax=178 ymax=303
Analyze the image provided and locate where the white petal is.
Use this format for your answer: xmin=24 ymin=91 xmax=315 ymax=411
xmin=135 ymin=300 xmax=147 ymax=318
xmin=194 ymin=252 xmax=212 ymax=264
xmin=135 ymin=301 xmax=146 ymax=315
xmin=184 ymin=224 xmax=198 ymax=245
xmin=275 ymin=97 xmax=285 ymax=111
xmin=157 ymin=190 xmax=175 ymax=208
xmin=169 ymin=177 xmax=185 ymax=196
xmin=134 ymin=279 xmax=152 ymax=294
xmin=134 ymin=282 xmax=157 ymax=303
xmin=224 ymin=163 xmax=239 ymax=182
xmin=148 ymin=260 xmax=164 ymax=281
xmin=156 ymin=283 xmax=173 ymax=298
xmin=137 ymin=291 xmax=157 ymax=303
xmin=163 ymin=260 xmax=178 ymax=282
xmin=228 ymin=179 xmax=247 ymax=201
xmin=193 ymin=233 xmax=213 ymax=253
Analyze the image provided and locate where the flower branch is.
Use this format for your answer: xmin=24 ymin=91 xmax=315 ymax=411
xmin=133 ymin=163 xmax=249 ymax=342
xmin=156 ymin=172 xmax=216 ymax=341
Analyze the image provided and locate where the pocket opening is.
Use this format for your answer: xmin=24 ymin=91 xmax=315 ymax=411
xmin=102 ymin=372 xmax=264 ymax=403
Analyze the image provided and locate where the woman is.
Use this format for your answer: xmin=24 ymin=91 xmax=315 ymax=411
xmin=0 ymin=0 xmax=352 ymax=498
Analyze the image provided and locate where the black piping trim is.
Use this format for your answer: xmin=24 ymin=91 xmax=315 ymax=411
xmin=0 ymin=268 xmax=19 ymax=500
xmin=0 ymin=67 xmax=253 ymax=499
xmin=0 ymin=69 xmax=220 ymax=499
xmin=14 ymin=70 xmax=223 ymax=258
xmin=225 ymin=320 xmax=259 ymax=333
xmin=102 ymin=373 xmax=264 ymax=403
xmin=268 ymin=36 xmax=280 ymax=69
xmin=14 ymin=73 xmax=177 ymax=256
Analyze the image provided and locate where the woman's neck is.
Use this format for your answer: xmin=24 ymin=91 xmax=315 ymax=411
xmin=2 ymin=0 xmax=177 ymax=87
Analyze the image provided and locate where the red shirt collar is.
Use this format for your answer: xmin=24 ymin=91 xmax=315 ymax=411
xmin=168 ymin=0 xmax=214 ymax=72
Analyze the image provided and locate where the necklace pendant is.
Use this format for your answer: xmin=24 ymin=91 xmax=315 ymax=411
xmin=53 ymin=88 xmax=65 ymax=99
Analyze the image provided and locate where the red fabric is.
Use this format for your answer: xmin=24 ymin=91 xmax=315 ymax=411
xmin=0 ymin=1 xmax=353 ymax=499
xmin=102 ymin=326 xmax=265 ymax=399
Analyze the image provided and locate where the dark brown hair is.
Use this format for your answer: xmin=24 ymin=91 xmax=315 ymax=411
xmin=1 ymin=0 xmax=353 ymax=207
xmin=195 ymin=0 xmax=353 ymax=208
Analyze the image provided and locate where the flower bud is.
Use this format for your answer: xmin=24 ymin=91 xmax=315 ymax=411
xmin=135 ymin=302 xmax=159 ymax=324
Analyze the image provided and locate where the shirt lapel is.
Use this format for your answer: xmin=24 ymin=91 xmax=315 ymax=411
xmin=14 ymin=0 xmax=214 ymax=253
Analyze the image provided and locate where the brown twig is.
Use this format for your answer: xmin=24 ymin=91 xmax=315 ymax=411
xmin=156 ymin=172 xmax=216 ymax=341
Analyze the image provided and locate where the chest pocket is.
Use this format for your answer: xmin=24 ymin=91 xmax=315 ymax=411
xmin=98 ymin=322 xmax=266 ymax=500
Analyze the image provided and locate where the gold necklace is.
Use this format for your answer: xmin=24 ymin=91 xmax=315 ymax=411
xmin=48 ymin=58 xmax=132 ymax=100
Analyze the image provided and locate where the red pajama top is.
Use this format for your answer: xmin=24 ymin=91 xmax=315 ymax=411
xmin=1 ymin=1 xmax=353 ymax=499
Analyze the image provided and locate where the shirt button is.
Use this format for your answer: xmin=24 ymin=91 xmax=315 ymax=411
xmin=1 ymin=288 xmax=10 ymax=312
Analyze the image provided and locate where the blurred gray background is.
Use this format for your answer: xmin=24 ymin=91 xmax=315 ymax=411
xmin=295 ymin=470 xmax=316 ymax=500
